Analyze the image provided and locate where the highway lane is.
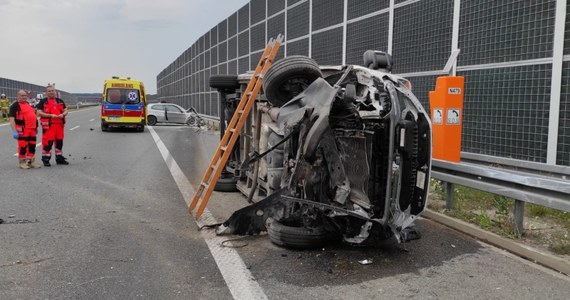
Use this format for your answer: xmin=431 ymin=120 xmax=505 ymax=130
xmin=158 ymin=112 xmax=570 ymax=300
xmin=1 ymin=107 xmax=569 ymax=299
xmin=0 ymin=108 xmax=233 ymax=299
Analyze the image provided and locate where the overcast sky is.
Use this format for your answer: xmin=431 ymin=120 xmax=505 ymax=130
xmin=0 ymin=0 xmax=249 ymax=94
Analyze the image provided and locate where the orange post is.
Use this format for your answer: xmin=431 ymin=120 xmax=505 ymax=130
xmin=429 ymin=76 xmax=465 ymax=163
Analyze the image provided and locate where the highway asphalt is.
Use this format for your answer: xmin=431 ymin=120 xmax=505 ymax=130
xmin=0 ymin=107 xmax=568 ymax=299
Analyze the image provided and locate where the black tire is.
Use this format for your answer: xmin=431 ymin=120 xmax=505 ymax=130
xmin=186 ymin=116 xmax=197 ymax=126
xmin=266 ymin=218 xmax=338 ymax=249
xmin=263 ymin=56 xmax=322 ymax=107
xmin=147 ymin=115 xmax=157 ymax=126
xmin=214 ymin=176 xmax=238 ymax=192
xmin=209 ymin=74 xmax=240 ymax=90
xmin=138 ymin=126 xmax=145 ymax=132
xmin=101 ymin=123 xmax=108 ymax=132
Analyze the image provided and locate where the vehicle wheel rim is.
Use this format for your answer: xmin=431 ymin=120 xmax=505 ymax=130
xmin=187 ymin=116 xmax=196 ymax=126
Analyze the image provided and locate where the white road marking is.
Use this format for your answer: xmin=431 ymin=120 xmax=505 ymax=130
xmin=148 ymin=126 xmax=268 ymax=300
xmin=69 ymin=125 xmax=80 ymax=131
xmin=89 ymin=118 xmax=94 ymax=122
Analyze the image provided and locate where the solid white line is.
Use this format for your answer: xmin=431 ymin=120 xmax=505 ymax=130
xmin=69 ymin=125 xmax=80 ymax=131
xmin=89 ymin=118 xmax=95 ymax=122
xmin=148 ymin=126 xmax=268 ymax=300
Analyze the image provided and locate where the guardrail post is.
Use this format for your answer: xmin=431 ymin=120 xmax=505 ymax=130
xmin=514 ymin=200 xmax=525 ymax=237
xmin=445 ymin=182 xmax=454 ymax=210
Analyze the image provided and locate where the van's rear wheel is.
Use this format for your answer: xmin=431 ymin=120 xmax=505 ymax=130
xmin=214 ymin=176 xmax=238 ymax=192
xmin=147 ymin=115 xmax=157 ymax=126
xmin=209 ymin=74 xmax=239 ymax=90
xmin=101 ymin=123 xmax=108 ymax=132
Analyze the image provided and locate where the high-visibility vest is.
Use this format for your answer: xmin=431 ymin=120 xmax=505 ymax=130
xmin=38 ymin=98 xmax=66 ymax=128
xmin=12 ymin=101 xmax=37 ymax=134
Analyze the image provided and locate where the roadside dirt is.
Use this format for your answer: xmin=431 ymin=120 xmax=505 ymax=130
xmin=427 ymin=193 xmax=570 ymax=264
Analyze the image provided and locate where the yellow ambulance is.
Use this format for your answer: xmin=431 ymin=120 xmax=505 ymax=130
xmin=101 ymin=76 xmax=147 ymax=132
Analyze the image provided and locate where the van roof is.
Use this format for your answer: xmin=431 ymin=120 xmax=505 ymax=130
xmin=105 ymin=77 xmax=143 ymax=83
xmin=104 ymin=77 xmax=145 ymax=91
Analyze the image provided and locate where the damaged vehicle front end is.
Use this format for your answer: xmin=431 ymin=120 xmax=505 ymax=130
xmin=217 ymin=53 xmax=432 ymax=249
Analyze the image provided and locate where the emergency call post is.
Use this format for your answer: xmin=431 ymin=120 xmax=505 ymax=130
xmin=429 ymin=76 xmax=465 ymax=163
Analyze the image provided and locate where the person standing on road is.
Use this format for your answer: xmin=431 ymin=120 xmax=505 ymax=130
xmin=9 ymin=90 xmax=41 ymax=169
xmin=1 ymin=93 xmax=10 ymax=121
xmin=36 ymin=84 xmax=69 ymax=166
xmin=28 ymin=96 xmax=37 ymax=109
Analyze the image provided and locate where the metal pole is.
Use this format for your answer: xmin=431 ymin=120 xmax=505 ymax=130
xmin=546 ymin=0 xmax=566 ymax=164
xmin=514 ymin=200 xmax=525 ymax=237
xmin=445 ymin=182 xmax=454 ymax=210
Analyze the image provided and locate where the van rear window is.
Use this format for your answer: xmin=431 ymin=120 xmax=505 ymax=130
xmin=106 ymin=89 xmax=140 ymax=104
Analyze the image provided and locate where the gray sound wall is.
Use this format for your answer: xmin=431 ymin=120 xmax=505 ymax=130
xmin=0 ymin=78 xmax=77 ymax=103
xmin=156 ymin=0 xmax=570 ymax=168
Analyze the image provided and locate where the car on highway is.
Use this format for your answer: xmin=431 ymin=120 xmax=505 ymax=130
xmin=146 ymin=103 xmax=202 ymax=126
xmin=215 ymin=51 xmax=432 ymax=249
xmin=101 ymin=76 xmax=147 ymax=132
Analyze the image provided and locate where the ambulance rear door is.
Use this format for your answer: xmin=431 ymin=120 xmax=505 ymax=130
xmin=103 ymin=87 xmax=125 ymax=121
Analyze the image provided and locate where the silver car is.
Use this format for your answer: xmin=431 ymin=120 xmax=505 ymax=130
xmin=146 ymin=103 xmax=197 ymax=126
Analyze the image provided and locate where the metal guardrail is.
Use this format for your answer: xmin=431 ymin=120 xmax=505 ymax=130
xmin=431 ymin=158 xmax=570 ymax=234
xmin=72 ymin=102 xmax=100 ymax=109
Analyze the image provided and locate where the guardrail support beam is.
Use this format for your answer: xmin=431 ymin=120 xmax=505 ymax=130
xmin=514 ymin=200 xmax=525 ymax=237
xmin=445 ymin=182 xmax=454 ymax=210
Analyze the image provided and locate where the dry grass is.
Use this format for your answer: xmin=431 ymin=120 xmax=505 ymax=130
xmin=428 ymin=179 xmax=570 ymax=256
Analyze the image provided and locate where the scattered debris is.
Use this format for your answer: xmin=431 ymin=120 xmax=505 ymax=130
xmin=358 ymin=259 xmax=373 ymax=265
xmin=9 ymin=219 xmax=38 ymax=224
xmin=221 ymin=237 xmax=249 ymax=248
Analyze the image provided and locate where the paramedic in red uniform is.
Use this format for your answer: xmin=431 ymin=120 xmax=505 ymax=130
xmin=36 ymin=84 xmax=69 ymax=166
xmin=9 ymin=90 xmax=41 ymax=169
